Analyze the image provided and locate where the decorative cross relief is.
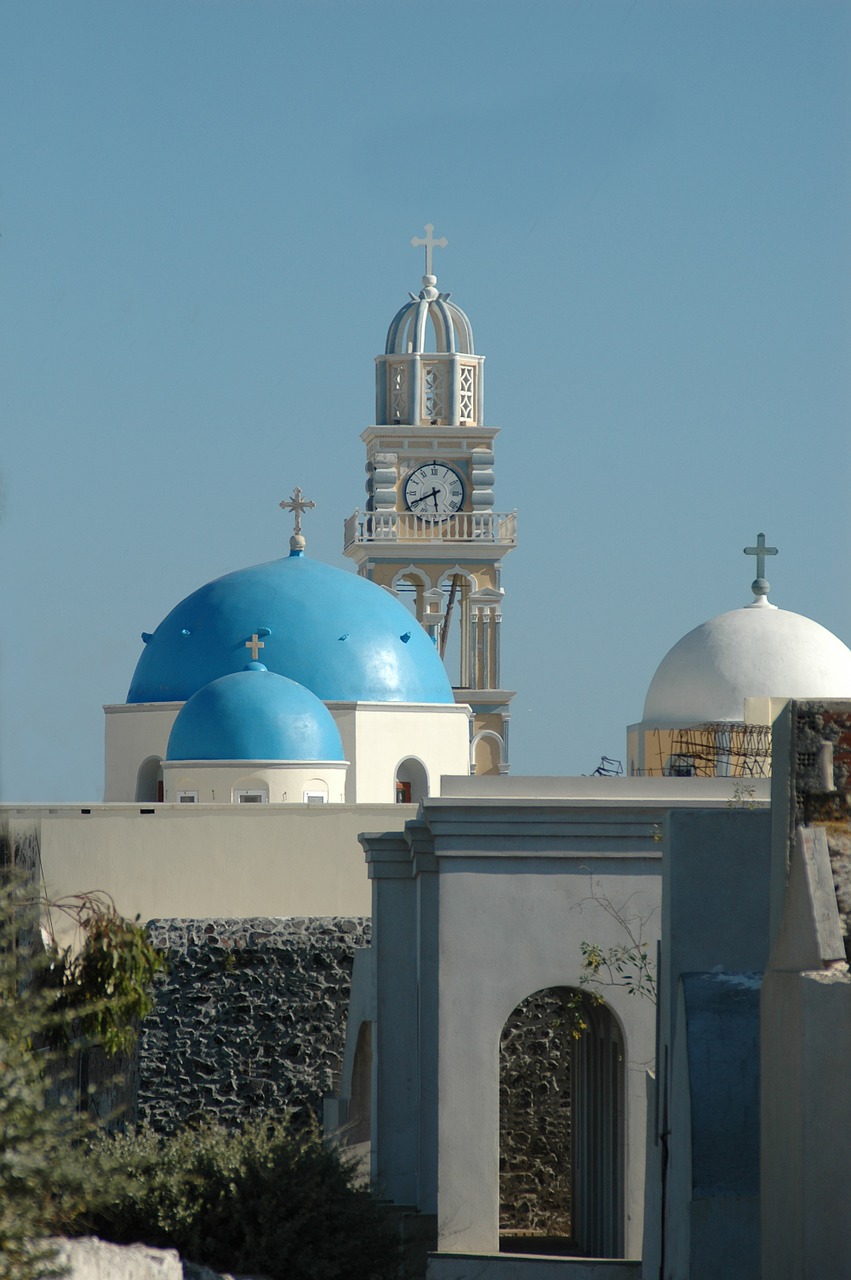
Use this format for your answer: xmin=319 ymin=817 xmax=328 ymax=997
xmin=245 ymin=633 xmax=265 ymax=661
xmin=744 ymin=532 xmax=778 ymax=581
xmin=279 ymin=487 xmax=316 ymax=538
xmin=411 ymin=223 xmax=448 ymax=276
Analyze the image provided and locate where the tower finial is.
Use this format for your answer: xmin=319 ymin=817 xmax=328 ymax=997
xmin=279 ymin=486 xmax=316 ymax=554
xmin=744 ymin=531 xmax=778 ymax=604
xmin=411 ymin=223 xmax=448 ymax=279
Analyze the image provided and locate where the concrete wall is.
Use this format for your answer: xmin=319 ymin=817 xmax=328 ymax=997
xmin=641 ymin=807 xmax=772 ymax=1280
xmin=1 ymin=804 xmax=415 ymax=934
xmin=761 ymin=824 xmax=851 ymax=1280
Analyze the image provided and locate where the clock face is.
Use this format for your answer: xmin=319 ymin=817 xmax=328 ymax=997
xmin=404 ymin=462 xmax=465 ymax=518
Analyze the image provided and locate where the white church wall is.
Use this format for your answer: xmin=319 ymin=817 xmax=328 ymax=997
xmin=160 ymin=760 xmax=348 ymax=804
xmin=104 ymin=702 xmax=181 ymax=801
xmin=326 ymin=701 xmax=471 ymax=804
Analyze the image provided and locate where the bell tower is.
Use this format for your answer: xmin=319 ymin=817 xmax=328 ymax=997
xmin=343 ymin=227 xmax=516 ymax=774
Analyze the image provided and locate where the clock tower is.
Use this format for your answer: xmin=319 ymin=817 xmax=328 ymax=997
xmin=343 ymin=227 xmax=516 ymax=774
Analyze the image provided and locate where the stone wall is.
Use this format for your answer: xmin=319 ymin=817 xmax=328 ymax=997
xmin=498 ymin=988 xmax=576 ymax=1239
xmin=138 ymin=917 xmax=370 ymax=1132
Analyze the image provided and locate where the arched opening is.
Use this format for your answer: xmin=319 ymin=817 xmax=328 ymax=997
xmin=391 ymin=567 xmax=428 ymax=621
xmin=437 ymin=568 xmax=476 ymax=689
xmin=233 ymin=777 xmax=269 ymax=804
xmin=395 ymin=757 xmax=428 ymax=804
xmin=472 ymin=730 xmax=505 ymax=777
xmin=499 ymin=987 xmax=624 ymax=1259
xmin=136 ymin=756 xmax=163 ymax=803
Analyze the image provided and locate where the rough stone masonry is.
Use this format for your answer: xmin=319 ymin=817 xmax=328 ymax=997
xmin=138 ymin=917 xmax=370 ymax=1132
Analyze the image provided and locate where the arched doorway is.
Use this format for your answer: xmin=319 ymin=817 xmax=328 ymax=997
xmin=395 ymin=757 xmax=428 ymax=804
xmin=499 ymin=987 xmax=624 ymax=1258
xmin=136 ymin=756 xmax=163 ymax=802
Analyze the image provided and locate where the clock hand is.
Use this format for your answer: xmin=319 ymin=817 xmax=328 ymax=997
xmin=410 ymin=488 xmax=441 ymax=507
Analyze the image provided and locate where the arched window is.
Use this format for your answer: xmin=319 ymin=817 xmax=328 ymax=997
xmin=395 ymin=757 xmax=428 ymax=804
xmin=136 ymin=756 xmax=163 ymax=803
xmin=499 ymin=987 xmax=625 ymax=1258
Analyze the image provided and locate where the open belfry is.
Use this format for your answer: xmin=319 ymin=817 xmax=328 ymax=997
xmin=343 ymin=225 xmax=516 ymax=776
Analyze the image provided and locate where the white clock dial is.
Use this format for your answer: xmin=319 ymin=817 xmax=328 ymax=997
xmin=404 ymin=462 xmax=465 ymax=518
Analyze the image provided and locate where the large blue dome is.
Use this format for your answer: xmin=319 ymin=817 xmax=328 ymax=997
xmin=128 ymin=552 xmax=453 ymax=705
xmin=166 ymin=667 xmax=345 ymax=762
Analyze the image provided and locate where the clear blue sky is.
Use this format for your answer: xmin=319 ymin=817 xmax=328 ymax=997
xmin=2 ymin=0 xmax=849 ymax=800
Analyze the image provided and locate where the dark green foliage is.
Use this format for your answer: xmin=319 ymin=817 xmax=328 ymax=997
xmin=0 ymin=880 xmax=120 ymax=1279
xmin=84 ymin=1117 xmax=399 ymax=1280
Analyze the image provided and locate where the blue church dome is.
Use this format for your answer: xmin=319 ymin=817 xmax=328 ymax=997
xmin=128 ymin=552 xmax=453 ymax=705
xmin=166 ymin=666 xmax=345 ymax=762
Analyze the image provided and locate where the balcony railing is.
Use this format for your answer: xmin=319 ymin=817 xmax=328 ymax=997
xmin=344 ymin=509 xmax=517 ymax=550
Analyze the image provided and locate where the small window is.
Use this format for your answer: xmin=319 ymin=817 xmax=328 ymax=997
xmin=177 ymin=790 xmax=198 ymax=804
xmin=235 ymin=789 xmax=267 ymax=804
xmin=304 ymin=791 xmax=327 ymax=806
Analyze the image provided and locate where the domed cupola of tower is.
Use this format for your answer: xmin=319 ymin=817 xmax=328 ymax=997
xmin=375 ymin=224 xmax=485 ymax=428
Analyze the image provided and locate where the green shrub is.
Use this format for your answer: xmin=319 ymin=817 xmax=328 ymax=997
xmin=83 ymin=1117 xmax=399 ymax=1280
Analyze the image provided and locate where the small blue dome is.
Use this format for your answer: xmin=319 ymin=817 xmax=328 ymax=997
xmin=128 ymin=553 xmax=453 ymax=705
xmin=166 ymin=668 xmax=345 ymax=762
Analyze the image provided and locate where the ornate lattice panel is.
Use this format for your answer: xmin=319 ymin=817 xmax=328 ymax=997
xmin=459 ymin=363 xmax=476 ymax=423
xmin=422 ymin=363 xmax=447 ymax=422
xmin=390 ymin=363 xmax=408 ymax=422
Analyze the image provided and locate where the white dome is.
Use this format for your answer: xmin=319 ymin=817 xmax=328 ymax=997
xmin=643 ymin=602 xmax=851 ymax=725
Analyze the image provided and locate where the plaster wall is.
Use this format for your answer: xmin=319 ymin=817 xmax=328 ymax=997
xmin=104 ymin=702 xmax=181 ymax=800
xmin=648 ymin=808 xmax=771 ymax=1280
xmin=2 ymin=804 xmax=410 ymax=928
xmin=160 ymin=760 xmax=348 ymax=804
xmin=327 ymin=702 xmax=471 ymax=804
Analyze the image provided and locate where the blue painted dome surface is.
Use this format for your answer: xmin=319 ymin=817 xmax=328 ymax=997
xmin=166 ymin=668 xmax=345 ymax=762
xmin=128 ymin=554 xmax=453 ymax=705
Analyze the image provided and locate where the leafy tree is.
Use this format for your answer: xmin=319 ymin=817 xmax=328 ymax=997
xmin=578 ymin=881 xmax=658 ymax=1002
